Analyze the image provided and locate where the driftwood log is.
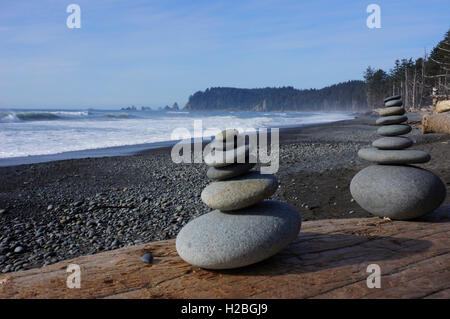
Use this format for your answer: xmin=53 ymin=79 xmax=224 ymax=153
xmin=436 ymin=100 xmax=450 ymax=114
xmin=0 ymin=207 xmax=449 ymax=299
xmin=422 ymin=113 xmax=450 ymax=134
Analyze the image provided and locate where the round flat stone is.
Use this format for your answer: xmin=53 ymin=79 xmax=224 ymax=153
xmin=201 ymin=171 xmax=278 ymax=211
xmin=350 ymin=165 xmax=446 ymax=220
xmin=384 ymin=95 xmax=401 ymax=103
xmin=207 ymin=163 xmax=256 ymax=180
xmin=372 ymin=137 xmax=413 ymax=150
xmin=385 ymin=99 xmax=403 ymax=107
xmin=208 ymin=139 xmax=238 ymax=151
xmin=215 ymin=129 xmax=239 ymax=142
xmin=176 ymin=200 xmax=302 ymax=269
xmin=376 ymin=115 xmax=408 ymax=126
xmin=358 ymin=148 xmax=430 ymax=164
xmin=377 ymin=124 xmax=411 ymax=136
xmin=377 ymin=107 xmax=405 ymax=117
xmin=204 ymin=144 xmax=250 ymax=167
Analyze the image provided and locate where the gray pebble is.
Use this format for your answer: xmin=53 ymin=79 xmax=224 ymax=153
xmin=384 ymin=99 xmax=403 ymax=107
xmin=358 ymin=148 xmax=430 ymax=164
xmin=372 ymin=136 xmax=413 ymax=150
xmin=376 ymin=115 xmax=408 ymax=126
xmin=201 ymin=171 xmax=278 ymax=211
xmin=141 ymin=253 xmax=153 ymax=264
xmin=377 ymin=124 xmax=412 ymax=136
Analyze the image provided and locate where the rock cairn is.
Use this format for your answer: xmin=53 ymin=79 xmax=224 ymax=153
xmin=176 ymin=129 xmax=302 ymax=269
xmin=350 ymin=95 xmax=447 ymax=220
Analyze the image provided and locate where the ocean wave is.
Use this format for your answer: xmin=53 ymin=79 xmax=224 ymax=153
xmin=0 ymin=111 xmax=89 ymax=122
xmin=105 ymin=113 xmax=129 ymax=118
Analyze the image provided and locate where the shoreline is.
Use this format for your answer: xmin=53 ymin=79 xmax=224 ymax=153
xmin=0 ymin=116 xmax=357 ymax=168
xmin=0 ymin=115 xmax=449 ymax=273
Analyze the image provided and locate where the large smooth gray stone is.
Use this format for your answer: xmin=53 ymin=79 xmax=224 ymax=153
xmin=377 ymin=107 xmax=406 ymax=117
xmin=376 ymin=115 xmax=408 ymax=126
xmin=204 ymin=144 xmax=250 ymax=167
xmin=384 ymin=95 xmax=401 ymax=103
xmin=350 ymin=165 xmax=446 ymax=220
xmin=385 ymin=99 xmax=403 ymax=107
xmin=358 ymin=148 xmax=430 ymax=164
xmin=176 ymin=200 xmax=302 ymax=269
xmin=207 ymin=163 xmax=256 ymax=180
xmin=201 ymin=171 xmax=278 ymax=211
xmin=377 ymin=124 xmax=411 ymax=136
xmin=372 ymin=137 xmax=413 ymax=150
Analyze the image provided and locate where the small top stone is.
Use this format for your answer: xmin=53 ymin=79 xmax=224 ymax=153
xmin=208 ymin=139 xmax=238 ymax=151
xmin=204 ymin=144 xmax=250 ymax=167
xmin=384 ymin=95 xmax=401 ymax=103
xmin=385 ymin=99 xmax=403 ymax=107
xmin=215 ymin=129 xmax=239 ymax=142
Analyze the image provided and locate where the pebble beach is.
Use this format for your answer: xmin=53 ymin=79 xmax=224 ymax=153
xmin=1 ymin=115 xmax=449 ymax=273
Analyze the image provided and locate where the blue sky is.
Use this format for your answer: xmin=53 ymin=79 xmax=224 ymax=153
xmin=0 ymin=0 xmax=449 ymax=109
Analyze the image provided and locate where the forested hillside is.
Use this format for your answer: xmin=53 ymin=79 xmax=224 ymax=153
xmin=184 ymin=81 xmax=367 ymax=112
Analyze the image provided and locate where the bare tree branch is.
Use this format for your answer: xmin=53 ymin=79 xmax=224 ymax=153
xmin=430 ymin=57 xmax=450 ymax=65
xmin=437 ymin=46 xmax=450 ymax=53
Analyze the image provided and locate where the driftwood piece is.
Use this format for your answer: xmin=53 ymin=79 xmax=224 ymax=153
xmin=436 ymin=100 xmax=450 ymax=113
xmin=0 ymin=207 xmax=449 ymax=299
xmin=422 ymin=113 xmax=450 ymax=134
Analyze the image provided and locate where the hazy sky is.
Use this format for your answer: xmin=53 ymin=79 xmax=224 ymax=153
xmin=1 ymin=0 xmax=449 ymax=109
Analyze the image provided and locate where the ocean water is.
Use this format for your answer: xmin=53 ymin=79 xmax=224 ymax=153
xmin=0 ymin=109 xmax=354 ymax=162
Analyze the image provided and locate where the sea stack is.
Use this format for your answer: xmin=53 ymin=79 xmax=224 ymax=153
xmin=176 ymin=129 xmax=302 ymax=269
xmin=350 ymin=95 xmax=447 ymax=220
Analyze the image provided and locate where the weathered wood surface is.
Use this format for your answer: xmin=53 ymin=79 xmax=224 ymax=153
xmin=436 ymin=100 xmax=450 ymax=114
xmin=0 ymin=206 xmax=449 ymax=299
xmin=422 ymin=113 xmax=450 ymax=134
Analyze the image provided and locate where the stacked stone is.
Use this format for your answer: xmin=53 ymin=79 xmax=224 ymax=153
xmin=176 ymin=129 xmax=302 ymax=269
xmin=350 ymin=95 xmax=446 ymax=220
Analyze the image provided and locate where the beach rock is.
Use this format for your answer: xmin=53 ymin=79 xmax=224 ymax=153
xmin=207 ymin=163 xmax=256 ymax=180
xmin=215 ymin=129 xmax=239 ymax=142
xmin=350 ymin=165 xmax=446 ymax=220
xmin=376 ymin=115 xmax=408 ymax=126
xmin=14 ymin=246 xmax=24 ymax=253
xmin=201 ymin=171 xmax=278 ymax=211
xmin=377 ymin=124 xmax=412 ymax=136
xmin=358 ymin=148 xmax=430 ymax=164
xmin=176 ymin=200 xmax=301 ymax=269
xmin=372 ymin=136 xmax=413 ymax=150
xmin=385 ymin=99 xmax=403 ymax=107
xmin=204 ymin=144 xmax=250 ymax=167
xmin=208 ymin=139 xmax=238 ymax=151
xmin=384 ymin=95 xmax=402 ymax=103
xmin=377 ymin=107 xmax=405 ymax=117
xmin=141 ymin=253 xmax=153 ymax=264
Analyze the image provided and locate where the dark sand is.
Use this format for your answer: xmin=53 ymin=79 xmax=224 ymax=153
xmin=0 ymin=115 xmax=449 ymax=272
